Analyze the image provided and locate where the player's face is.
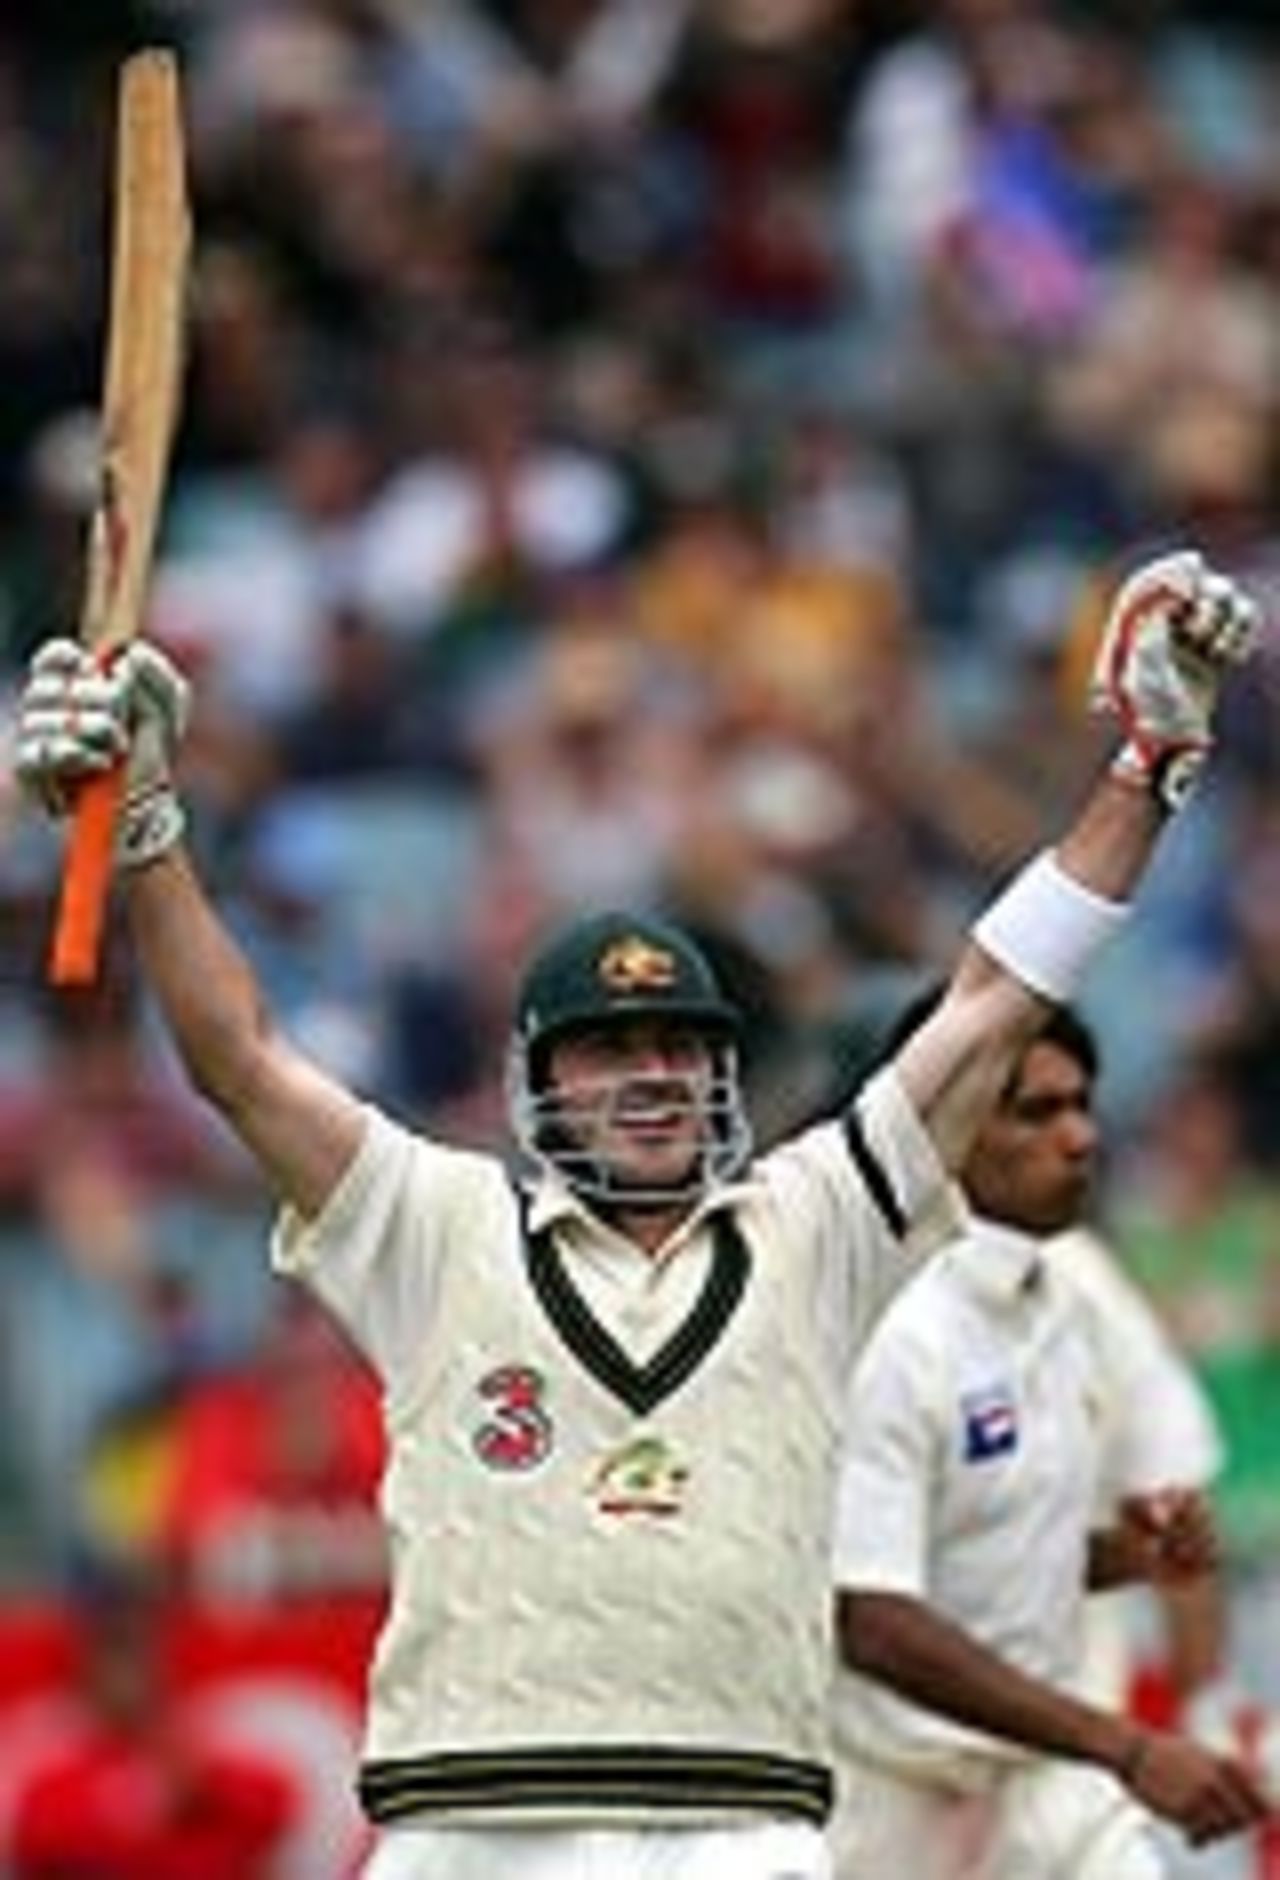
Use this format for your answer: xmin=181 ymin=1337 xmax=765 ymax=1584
xmin=962 ymin=1039 xmax=1098 ymax=1235
xmin=546 ymin=1019 xmax=715 ymax=1195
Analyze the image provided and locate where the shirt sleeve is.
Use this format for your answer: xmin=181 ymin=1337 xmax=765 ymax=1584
xmin=1061 ymin=1234 xmax=1224 ymax=1498
xmin=833 ymin=1303 xmax=939 ymax=1596
xmin=757 ymin=1065 xmax=958 ymax=1372
xmin=852 ymin=1065 xmax=953 ymax=1244
xmin=271 ymin=1105 xmax=470 ymax=1390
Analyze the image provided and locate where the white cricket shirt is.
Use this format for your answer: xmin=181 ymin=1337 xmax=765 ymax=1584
xmin=833 ymin=1218 xmax=1127 ymax=1785
xmin=273 ymin=1067 xmax=945 ymax=1826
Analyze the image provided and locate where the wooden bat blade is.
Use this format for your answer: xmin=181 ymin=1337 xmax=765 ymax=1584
xmin=84 ymin=48 xmax=190 ymax=656
xmin=48 ymin=48 xmax=190 ymax=989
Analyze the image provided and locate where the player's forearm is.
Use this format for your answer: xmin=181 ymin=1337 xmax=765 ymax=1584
xmin=892 ymin=967 xmax=1046 ymax=1173
xmin=838 ymin=1590 xmax=1134 ymax=1774
xmin=1162 ymin=1580 xmax=1229 ymax=1699
xmin=125 ymin=846 xmax=367 ymax=1216
xmin=896 ymin=771 xmax=1159 ymax=1170
xmin=125 ymin=846 xmax=273 ymax=1113
xmin=1053 ymin=771 xmax=1164 ymax=901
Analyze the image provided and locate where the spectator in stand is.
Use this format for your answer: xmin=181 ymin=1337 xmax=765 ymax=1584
xmin=7 ymin=1568 xmax=298 ymax=1880
xmin=1047 ymin=173 xmax=1280 ymax=498
xmin=160 ymin=1290 xmax=386 ymax=1610
xmin=0 ymin=408 xmax=100 ymax=670
xmin=1115 ymin=1057 xmax=1280 ymax=1564
xmin=348 ymin=310 xmax=634 ymax=650
xmin=0 ymin=975 xmax=243 ymax=1247
xmin=1190 ymin=797 xmax=1280 ymax=1175
xmin=473 ymin=592 xmax=704 ymax=919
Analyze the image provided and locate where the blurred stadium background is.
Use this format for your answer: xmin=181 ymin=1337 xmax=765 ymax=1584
xmin=0 ymin=1 xmax=1278 ymax=1874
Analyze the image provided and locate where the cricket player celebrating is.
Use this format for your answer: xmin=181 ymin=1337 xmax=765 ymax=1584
xmin=12 ymin=549 xmax=1264 ymax=1880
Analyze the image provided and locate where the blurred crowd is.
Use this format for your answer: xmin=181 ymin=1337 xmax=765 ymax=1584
xmin=0 ymin=0 xmax=1278 ymax=1748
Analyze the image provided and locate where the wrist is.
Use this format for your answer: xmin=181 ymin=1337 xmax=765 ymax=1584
xmin=1112 ymin=1726 xmax=1152 ymax=1788
xmin=971 ymin=851 xmax=1129 ymax=1002
xmin=1112 ymin=736 xmax=1208 ymax=814
xmin=115 ymin=703 xmax=184 ymax=870
xmin=116 ymin=774 xmax=185 ymax=870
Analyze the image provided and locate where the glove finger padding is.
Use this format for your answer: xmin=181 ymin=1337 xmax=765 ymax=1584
xmin=16 ymin=636 xmax=191 ymax=866
xmin=1180 ymin=572 xmax=1258 ymax=666
xmin=28 ymin=636 xmax=92 ymax=681
xmin=1090 ymin=549 xmax=1260 ymax=811
xmin=16 ymin=640 xmax=131 ymax=814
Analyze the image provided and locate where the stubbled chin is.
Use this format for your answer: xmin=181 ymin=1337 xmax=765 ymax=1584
xmin=610 ymin=1142 xmax=701 ymax=1181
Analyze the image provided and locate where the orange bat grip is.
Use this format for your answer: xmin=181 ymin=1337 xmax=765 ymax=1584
xmin=48 ymin=763 xmax=126 ymax=987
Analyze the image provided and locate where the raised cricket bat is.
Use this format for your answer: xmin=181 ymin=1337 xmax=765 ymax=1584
xmin=48 ymin=48 xmax=190 ymax=988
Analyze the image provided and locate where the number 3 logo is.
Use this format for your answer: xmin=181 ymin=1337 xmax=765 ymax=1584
xmin=473 ymin=1364 xmax=553 ymax=1471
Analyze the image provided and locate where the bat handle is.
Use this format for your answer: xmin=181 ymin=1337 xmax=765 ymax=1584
xmin=47 ymin=763 xmax=126 ymax=988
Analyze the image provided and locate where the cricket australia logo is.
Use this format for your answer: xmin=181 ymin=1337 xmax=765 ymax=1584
xmin=589 ymin=1434 xmax=688 ymax=1520
xmin=472 ymin=1364 xmax=553 ymax=1472
xmin=597 ymin=936 xmax=678 ymax=993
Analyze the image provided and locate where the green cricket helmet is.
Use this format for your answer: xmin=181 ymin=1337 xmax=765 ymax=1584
xmin=507 ymin=909 xmax=752 ymax=1205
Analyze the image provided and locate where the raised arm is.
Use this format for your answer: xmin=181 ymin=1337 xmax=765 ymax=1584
xmin=891 ymin=550 xmax=1258 ymax=1172
xmin=16 ymin=641 xmax=364 ymax=1217
xmin=127 ymin=848 xmax=364 ymax=1215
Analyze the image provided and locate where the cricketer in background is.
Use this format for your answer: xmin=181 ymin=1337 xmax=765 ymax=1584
xmin=831 ymin=998 xmax=1273 ymax=1879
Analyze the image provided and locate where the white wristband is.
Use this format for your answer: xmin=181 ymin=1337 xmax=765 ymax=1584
xmin=971 ymin=851 xmax=1129 ymax=1002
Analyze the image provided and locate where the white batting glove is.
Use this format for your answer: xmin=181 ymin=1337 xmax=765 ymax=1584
xmin=1090 ymin=549 xmax=1259 ymax=811
xmin=15 ymin=636 xmax=190 ymax=869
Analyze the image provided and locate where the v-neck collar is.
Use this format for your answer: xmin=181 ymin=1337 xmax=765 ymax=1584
xmin=522 ymin=1212 xmax=752 ymax=1417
